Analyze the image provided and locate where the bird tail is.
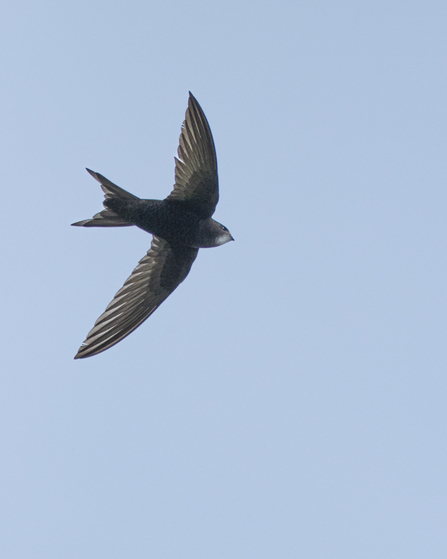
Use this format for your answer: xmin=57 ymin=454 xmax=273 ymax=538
xmin=72 ymin=169 xmax=140 ymax=227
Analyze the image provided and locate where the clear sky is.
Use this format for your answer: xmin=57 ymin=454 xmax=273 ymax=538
xmin=1 ymin=0 xmax=446 ymax=557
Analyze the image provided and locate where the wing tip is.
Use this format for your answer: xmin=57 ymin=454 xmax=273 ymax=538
xmin=188 ymin=91 xmax=201 ymax=111
xmin=74 ymin=345 xmax=87 ymax=359
xmin=74 ymin=345 xmax=97 ymax=359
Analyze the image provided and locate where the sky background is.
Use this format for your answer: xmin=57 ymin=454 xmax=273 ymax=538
xmin=1 ymin=0 xmax=446 ymax=557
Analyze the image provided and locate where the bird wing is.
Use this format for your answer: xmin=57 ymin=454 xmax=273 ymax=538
xmin=74 ymin=236 xmax=198 ymax=358
xmin=166 ymin=92 xmax=219 ymax=218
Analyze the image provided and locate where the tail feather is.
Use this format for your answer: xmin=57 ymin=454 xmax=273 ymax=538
xmin=72 ymin=208 xmax=132 ymax=227
xmin=72 ymin=168 xmax=139 ymax=228
xmin=86 ymin=168 xmax=138 ymax=200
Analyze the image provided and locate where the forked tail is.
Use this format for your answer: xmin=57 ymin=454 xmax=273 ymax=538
xmin=72 ymin=169 xmax=140 ymax=227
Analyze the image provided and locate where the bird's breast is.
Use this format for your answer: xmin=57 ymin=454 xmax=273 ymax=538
xmin=133 ymin=199 xmax=201 ymax=246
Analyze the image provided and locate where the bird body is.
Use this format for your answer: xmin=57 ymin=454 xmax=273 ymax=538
xmin=103 ymin=196 xmax=229 ymax=248
xmin=72 ymin=93 xmax=233 ymax=359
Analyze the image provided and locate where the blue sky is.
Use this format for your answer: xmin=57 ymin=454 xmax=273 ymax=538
xmin=1 ymin=0 xmax=446 ymax=557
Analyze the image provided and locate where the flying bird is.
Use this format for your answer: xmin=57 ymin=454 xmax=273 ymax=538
xmin=72 ymin=93 xmax=233 ymax=359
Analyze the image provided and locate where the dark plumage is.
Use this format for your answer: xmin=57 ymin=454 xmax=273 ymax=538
xmin=72 ymin=93 xmax=233 ymax=359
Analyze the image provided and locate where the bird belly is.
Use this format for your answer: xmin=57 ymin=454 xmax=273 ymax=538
xmin=133 ymin=200 xmax=201 ymax=246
